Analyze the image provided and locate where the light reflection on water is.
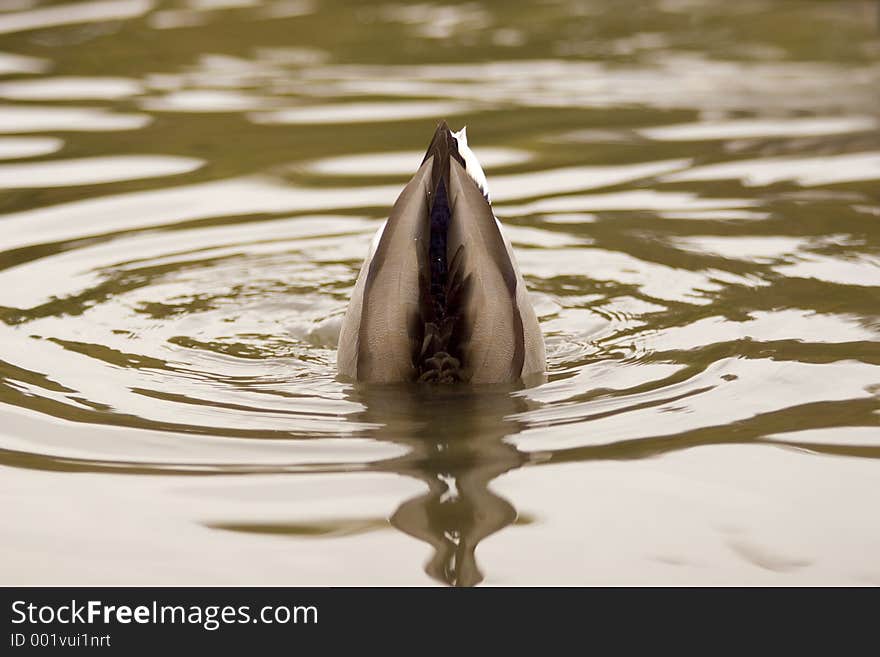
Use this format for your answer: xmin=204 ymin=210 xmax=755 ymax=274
xmin=0 ymin=0 xmax=879 ymax=586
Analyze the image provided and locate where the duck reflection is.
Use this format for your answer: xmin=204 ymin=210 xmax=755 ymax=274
xmin=348 ymin=384 xmax=530 ymax=587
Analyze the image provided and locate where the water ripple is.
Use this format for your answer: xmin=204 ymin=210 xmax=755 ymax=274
xmin=1 ymin=0 xmax=878 ymax=586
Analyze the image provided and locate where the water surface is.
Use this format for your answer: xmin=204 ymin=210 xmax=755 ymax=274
xmin=1 ymin=0 xmax=879 ymax=586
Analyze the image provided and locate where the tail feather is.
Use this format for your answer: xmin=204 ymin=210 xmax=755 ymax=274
xmin=337 ymin=121 xmax=545 ymax=384
xmin=415 ymin=122 xmax=468 ymax=383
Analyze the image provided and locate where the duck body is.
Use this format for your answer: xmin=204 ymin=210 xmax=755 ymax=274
xmin=338 ymin=121 xmax=545 ymax=384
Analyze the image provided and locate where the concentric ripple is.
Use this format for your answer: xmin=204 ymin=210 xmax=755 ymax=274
xmin=1 ymin=0 xmax=879 ymax=586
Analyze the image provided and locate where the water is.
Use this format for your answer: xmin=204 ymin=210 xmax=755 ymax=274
xmin=1 ymin=0 xmax=879 ymax=586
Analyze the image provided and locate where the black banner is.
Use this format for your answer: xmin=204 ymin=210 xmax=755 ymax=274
xmin=0 ymin=586 xmax=867 ymax=651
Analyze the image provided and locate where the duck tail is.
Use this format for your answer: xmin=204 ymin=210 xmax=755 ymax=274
xmin=416 ymin=121 xmax=469 ymax=383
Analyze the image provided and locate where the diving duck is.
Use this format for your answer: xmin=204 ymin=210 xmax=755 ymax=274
xmin=338 ymin=121 xmax=545 ymax=384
